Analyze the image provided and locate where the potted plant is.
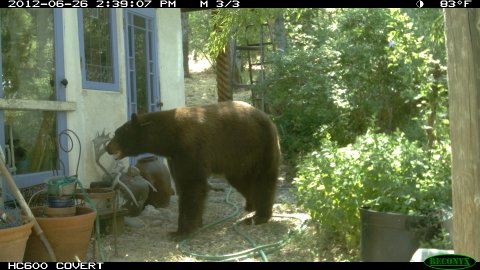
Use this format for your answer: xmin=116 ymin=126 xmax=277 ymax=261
xmin=0 ymin=201 xmax=34 ymax=262
xmin=294 ymin=130 xmax=452 ymax=261
xmin=357 ymin=131 xmax=452 ymax=261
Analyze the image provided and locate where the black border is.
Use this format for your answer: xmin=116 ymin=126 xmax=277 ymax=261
xmin=1 ymin=0 xmax=479 ymax=9
xmin=3 ymin=262 xmax=434 ymax=270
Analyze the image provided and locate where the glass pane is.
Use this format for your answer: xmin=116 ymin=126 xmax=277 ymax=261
xmin=134 ymin=18 xmax=147 ymax=114
xmin=1 ymin=9 xmax=55 ymax=100
xmin=133 ymin=15 xmax=145 ymax=28
xmin=1 ymin=10 xmax=58 ymax=174
xmin=83 ymin=9 xmax=113 ymax=83
xmin=5 ymin=111 xmax=57 ymax=174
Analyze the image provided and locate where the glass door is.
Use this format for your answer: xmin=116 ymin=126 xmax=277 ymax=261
xmin=124 ymin=9 xmax=160 ymax=116
xmin=0 ymin=9 xmax=67 ymax=188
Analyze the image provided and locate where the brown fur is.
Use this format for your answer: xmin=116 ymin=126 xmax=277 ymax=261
xmin=106 ymin=101 xmax=281 ymax=237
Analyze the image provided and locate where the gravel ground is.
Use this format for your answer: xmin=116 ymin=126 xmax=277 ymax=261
xmin=95 ymin=179 xmax=310 ymax=262
xmin=90 ymin=60 xmax=314 ymax=262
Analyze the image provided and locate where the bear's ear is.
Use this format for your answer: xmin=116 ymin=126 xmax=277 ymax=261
xmin=131 ymin=113 xmax=152 ymax=127
xmin=131 ymin=113 xmax=139 ymax=126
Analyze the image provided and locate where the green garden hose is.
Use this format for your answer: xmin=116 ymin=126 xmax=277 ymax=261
xmin=177 ymin=186 xmax=308 ymax=261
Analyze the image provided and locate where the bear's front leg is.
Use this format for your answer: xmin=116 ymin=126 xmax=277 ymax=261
xmin=170 ymin=172 xmax=208 ymax=240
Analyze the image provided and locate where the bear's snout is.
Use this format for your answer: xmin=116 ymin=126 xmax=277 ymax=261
xmin=105 ymin=141 xmax=114 ymax=154
xmin=105 ymin=140 xmax=124 ymax=160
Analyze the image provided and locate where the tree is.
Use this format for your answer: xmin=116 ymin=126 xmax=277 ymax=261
xmin=181 ymin=12 xmax=190 ymax=78
xmin=444 ymin=8 xmax=480 ymax=260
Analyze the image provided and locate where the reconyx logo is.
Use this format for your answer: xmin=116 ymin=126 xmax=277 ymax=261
xmin=425 ymin=254 xmax=477 ymax=270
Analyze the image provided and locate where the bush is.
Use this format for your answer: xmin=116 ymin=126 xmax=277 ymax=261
xmin=260 ymin=46 xmax=359 ymax=162
xmin=294 ymin=131 xmax=451 ymax=249
xmin=261 ymin=9 xmax=448 ymax=167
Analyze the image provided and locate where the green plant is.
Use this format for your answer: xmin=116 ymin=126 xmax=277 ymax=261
xmin=419 ymin=228 xmax=453 ymax=250
xmin=259 ymin=46 xmax=350 ymax=162
xmin=260 ymin=9 xmax=448 ymax=168
xmin=294 ymin=131 xmax=451 ymax=249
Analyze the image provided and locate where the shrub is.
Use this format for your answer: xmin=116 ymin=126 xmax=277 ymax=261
xmin=260 ymin=46 xmax=359 ymax=162
xmin=294 ymin=131 xmax=451 ymax=249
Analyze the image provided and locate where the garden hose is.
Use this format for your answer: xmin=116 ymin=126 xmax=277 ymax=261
xmin=177 ymin=187 xmax=242 ymax=260
xmin=177 ymin=186 xmax=308 ymax=261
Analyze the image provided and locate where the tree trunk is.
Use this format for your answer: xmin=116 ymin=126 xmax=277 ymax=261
xmin=181 ymin=12 xmax=190 ymax=78
xmin=216 ymin=45 xmax=232 ymax=102
xmin=212 ymin=9 xmax=232 ymax=102
xmin=444 ymin=9 xmax=480 ymax=260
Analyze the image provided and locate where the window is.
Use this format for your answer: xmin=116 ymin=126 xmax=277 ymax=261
xmin=0 ymin=9 xmax=70 ymax=188
xmin=78 ymin=9 xmax=119 ymax=90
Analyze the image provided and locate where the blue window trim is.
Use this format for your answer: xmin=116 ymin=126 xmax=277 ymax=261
xmin=78 ymin=9 xmax=119 ymax=91
xmin=55 ymin=8 xmax=69 ymax=182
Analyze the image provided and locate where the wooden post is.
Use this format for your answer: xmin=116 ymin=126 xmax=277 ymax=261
xmin=445 ymin=9 xmax=480 ymax=260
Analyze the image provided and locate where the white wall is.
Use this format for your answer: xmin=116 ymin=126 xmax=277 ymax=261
xmin=157 ymin=9 xmax=186 ymax=110
xmin=61 ymin=9 xmax=185 ymax=186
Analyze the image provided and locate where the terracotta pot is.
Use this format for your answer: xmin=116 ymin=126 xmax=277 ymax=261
xmin=0 ymin=220 xmax=34 ymax=262
xmin=44 ymin=206 xmax=76 ymax=217
xmin=136 ymin=156 xmax=174 ymax=208
xmin=24 ymin=206 xmax=96 ymax=262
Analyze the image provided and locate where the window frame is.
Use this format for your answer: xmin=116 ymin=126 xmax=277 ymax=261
xmin=78 ymin=9 xmax=119 ymax=91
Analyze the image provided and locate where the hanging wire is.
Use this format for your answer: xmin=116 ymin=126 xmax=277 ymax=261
xmin=56 ymin=129 xmax=81 ymax=176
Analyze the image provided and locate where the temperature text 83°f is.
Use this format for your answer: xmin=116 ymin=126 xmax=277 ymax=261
xmin=440 ymin=0 xmax=471 ymax=7
xmin=216 ymin=0 xmax=240 ymax=7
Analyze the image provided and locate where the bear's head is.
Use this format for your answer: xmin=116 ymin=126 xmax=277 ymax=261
xmin=106 ymin=113 xmax=149 ymax=160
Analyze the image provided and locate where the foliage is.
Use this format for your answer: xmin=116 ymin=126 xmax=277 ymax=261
xmin=258 ymin=46 xmax=355 ymax=161
xmin=385 ymin=9 xmax=448 ymax=144
xmin=187 ymin=11 xmax=215 ymax=65
xmin=189 ymin=8 xmax=452 ymax=257
xmin=188 ymin=9 xmax=281 ymax=68
xmin=294 ymin=131 xmax=452 ymax=249
xmin=419 ymin=228 xmax=453 ymax=250
xmin=261 ymin=8 xmax=449 ymax=165
xmin=403 ymin=9 xmax=446 ymax=61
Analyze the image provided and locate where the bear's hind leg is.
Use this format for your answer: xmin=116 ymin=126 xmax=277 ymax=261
xmin=225 ymin=172 xmax=255 ymax=212
xmin=244 ymin=168 xmax=277 ymax=225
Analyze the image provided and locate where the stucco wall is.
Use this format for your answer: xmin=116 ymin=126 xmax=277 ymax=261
xmin=61 ymin=9 xmax=185 ymax=186
xmin=157 ymin=9 xmax=186 ymax=110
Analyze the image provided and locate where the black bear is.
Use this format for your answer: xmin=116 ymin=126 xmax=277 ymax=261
xmin=106 ymin=101 xmax=281 ymax=237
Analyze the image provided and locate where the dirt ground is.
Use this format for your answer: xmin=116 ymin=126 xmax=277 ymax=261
xmin=92 ymin=60 xmax=314 ymax=262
